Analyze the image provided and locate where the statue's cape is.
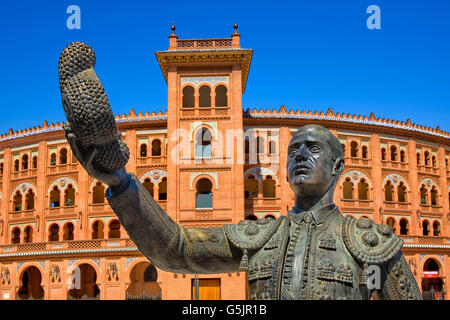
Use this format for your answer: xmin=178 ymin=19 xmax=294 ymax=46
xmin=224 ymin=217 xmax=285 ymax=251
xmin=342 ymin=215 xmax=403 ymax=265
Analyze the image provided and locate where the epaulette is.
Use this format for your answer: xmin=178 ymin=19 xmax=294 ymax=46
xmin=342 ymin=215 xmax=403 ymax=265
xmin=224 ymin=217 xmax=284 ymax=270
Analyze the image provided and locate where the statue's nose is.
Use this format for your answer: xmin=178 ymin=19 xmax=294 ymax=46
xmin=294 ymin=147 xmax=308 ymax=162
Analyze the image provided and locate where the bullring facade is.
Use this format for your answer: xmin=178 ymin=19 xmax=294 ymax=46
xmin=0 ymin=25 xmax=448 ymax=300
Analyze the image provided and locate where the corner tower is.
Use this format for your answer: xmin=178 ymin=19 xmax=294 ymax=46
xmin=155 ymin=23 xmax=253 ymax=225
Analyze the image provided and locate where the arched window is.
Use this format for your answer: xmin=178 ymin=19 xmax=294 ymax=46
xmin=50 ymin=186 xmax=61 ymax=208
xmin=257 ymin=137 xmax=265 ymax=154
xmin=399 ymin=219 xmax=409 ymax=235
xmin=269 ymin=141 xmax=276 ymax=155
xmin=390 ymin=146 xmax=397 ymax=161
xmin=182 ymin=86 xmax=195 ymax=108
xmin=196 ymin=178 xmax=212 ymax=209
xmin=416 ymin=153 xmax=421 ymax=165
xmin=400 ymin=150 xmax=406 ymax=163
xmin=25 ymin=189 xmax=35 ymax=210
xmin=420 ymin=185 xmax=428 ymax=205
xmin=142 ymin=178 xmax=154 ymax=197
xmin=32 ymin=156 xmax=38 ymax=169
xmin=422 ymin=220 xmax=430 ymax=236
xmin=48 ymin=224 xmax=60 ymax=242
xmin=13 ymin=191 xmax=22 ymax=211
xmin=60 ymin=148 xmax=68 ymax=164
xmin=92 ymin=182 xmax=105 ymax=204
xmin=362 ymin=146 xmax=368 ymax=159
xmin=92 ymin=221 xmax=104 ymax=239
xmin=424 ymin=151 xmax=430 ymax=166
xmin=140 ymin=144 xmax=147 ymax=157
xmin=381 ymin=148 xmax=386 ymax=161
xmin=215 ymin=85 xmax=227 ymax=107
xmin=143 ymin=264 xmax=158 ymax=282
xmin=343 ymin=178 xmax=353 ymax=200
xmin=384 ymin=181 xmax=394 ymax=202
xmin=350 ymin=141 xmax=358 ymax=158
xmin=341 ymin=144 xmax=346 ymax=156
xmin=21 ymin=154 xmax=28 ymax=170
xmin=430 ymin=187 xmax=438 ymax=206
xmin=0 ymin=162 xmax=3 ymax=175
xmin=14 ymin=159 xmax=19 ymax=172
xmin=199 ymin=86 xmax=211 ymax=108
xmin=50 ymin=153 xmax=56 ymax=166
xmin=432 ymin=221 xmax=441 ymax=236
xmin=24 ymin=226 xmax=33 ymax=243
xmin=431 ymin=156 xmax=436 ymax=168
xmin=64 ymin=184 xmax=75 ymax=206
xmin=397 ymin=182 xmax=407 ymax=203
xmin=265 ymin=215 xmax=276 ymax=220
xmin=244 ymin=137 xmax=250 ymax=155
xmin=63 ymin=223 xmax=74 ymax=241
xmin=158 ymin=177 xmax=167 ymax=201
xmin=245 ymin=214 xmax=258 ymax=221
xmin=244 ymin=176 xmax=258 ymax=198
xmin=386 ymin=217 xmax=396 ymax=234
xmin=263 ymin=176 xmax=276 ymax=198
xmin=358 ymin=179 xmax=368 ymax=200
xmin=108 ymin=219 xmax=121 ymax=239
xmin=195 ymin=128 xmax=212 ymax=158
xmin=152 ymin=140 xmax=161 ymax=156
xmin=11 ymin=227 xmax=20 ymax=244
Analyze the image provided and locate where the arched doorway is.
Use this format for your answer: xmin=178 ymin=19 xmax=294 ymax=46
xmin=421 ymin=258 xmax=444 ymax=300
xmin=126 ymin=262 xmax=162 ymax=300
xmin=17 ymin=266 xmax=44 ymax=300
xmin=68 ymin=264 xmax=100 ymax=300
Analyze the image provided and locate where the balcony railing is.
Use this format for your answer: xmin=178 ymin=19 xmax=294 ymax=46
xmin=11 ymin=169 xmax=37 ymax=180
xmin=383 ymin=201 xmax=411 ymax=210
xmin=341 ymin=199 xmax=373 ymax=208
xmin=181 ymin=107 xmax=229 ymax=118
xmin=419 ymin=204 xmax=443 ymax=214
xmin=346 ymin=157 xmax=371 ymax=166
xmin=177 ymin=38 xmax=232 ymax=50
xmin=244 ymin=197 xmax=281 ymax=209
xmin=381 ymin=160 xmax=408 ymax=170
xmin=8 ymin=209 xmax=36 ymax=220
xmin=137 ymin=156 xmax=167 ymax=166
xmin=417 ymin=165 xmax=439 ymax=175
xmin=46 ymin=205 xmax=76 ymax=216
xmin=47 ymin=163 xmax=78 ymax=174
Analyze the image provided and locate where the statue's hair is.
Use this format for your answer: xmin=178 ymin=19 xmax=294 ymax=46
xmin=291 ymin=124 xmax=344 ymax=160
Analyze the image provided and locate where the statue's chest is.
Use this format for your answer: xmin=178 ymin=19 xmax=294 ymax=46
xmin=281 ymin=221 xmax=362 ymax=300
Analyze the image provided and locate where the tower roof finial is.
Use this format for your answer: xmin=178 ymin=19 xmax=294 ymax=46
xmin=233 ymin=20 xmax=238 ymax=34
xmin=171 ymin=22 xmax=176 ymax=35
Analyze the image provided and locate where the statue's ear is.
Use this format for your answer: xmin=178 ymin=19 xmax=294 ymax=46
xmin=332 ymin=157 xmax=345 ymax=176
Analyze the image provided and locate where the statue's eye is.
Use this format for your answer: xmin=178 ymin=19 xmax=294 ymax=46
xmin=310 ymin=145 xmax=321 ymax=153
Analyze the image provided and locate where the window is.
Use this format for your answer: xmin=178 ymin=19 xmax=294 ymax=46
xmin=140 ymin=144 xmax=147 ymax=157
xmin=13 ymin=191 xmax=22 ymax=211
xmin=432 ymin=156 xmax=436 ymax=168
xmin=25 ymin=189 xmax=35 ymax=210
xmin=92 ymin=182 xmax=105 ymax=204
xmin=50 ymin=153 xmax=56 ymax=166
xmin=263 ymin=176 xmax=276 ymax=198
xmin=24 ymin=226 xmax=33 ymax=243
xmin=21 ymin=154 xmax=28 ymax=170
xmin=48 ymin=224 xmax=60 ymax=242
xmin=400 ymin=150 xmax=406 ymax=163
xmin=50 ymin=186 xmax=61 ymax=207
xmin=390 ymin=146 xmax=397 ymax=161
xmin=14 ymin=159 xmax=19 ymax=172
xmin=416 ymin=153 xmax=421 ymax=165
xmin=32 ymin=156 xmax=38 ymax=169
xmin=257 ymin=137 xmax=265 ymax=154
xmin=341 ymin=144 xmax=346 ymax=156
xmin=0 ymin=162 xmax=3 ymax=175
xmin=245 ymin=215 xmax=258 ymax=221
xmin=195 ymin=128 xmax=212 ymax=158
xmin=196 ymin=178 xmax=212 ymax=209
xmin=215 ymin=85 xmax=227 ymax=107
xmin=381 ymin=148 xmax=386 ymax=161
xmin=11 ymin=227 xmax=20 ymax=244
xmin=244 ymin=176 xmax=258 ymax=198
xmin=182 ymin=86 xmax=195 ymax=108
xmin=60 ymin=148 xmax=68 ymax=164
xmin=152 ymin=140 xmax=161 ymax=156
xmin=430 ymin=187 xmax=438 ymax=206
xmin=199 ymin=86 xmax=211 ymax=108
xmin=397 ymin=182 xmax=406 ymax=203
xmin=399 ymin=219 xmax=409 ymax=235
xmin=269 ymin=141 xmax=276 ymax=155
xmin=422 ymin=220 xmax=430 ymax=236
xmin=92 ymin=221 xmax=104 ymax=239
xmin=64 ymin=184 xmax=75 ymax=206
xmin=424 ymin=151 xmax=430 ymax=166
xmin=158 ymin=178 xmax=167 ymax=201
xmin=358 ymin=179 xmax=368 ymax=200
xmin=362 ymin=146 xmax=368 ymax=159
xmin=420 ymin=185 xmax=427 ymax=205
xmin=63 ymin=223 xmax=74 ymax=241
xmin=142 ymin=178 xmax=154 ymax=197
xmin=244 ymin=137 xmax=250 ymax=155
xmin=350 ymin=141 xmax=358 ymax=157
xmin=108 ymin=220 xmax=121 ymax=239
xmin=343 ymin=178 xmax=353 ymax=200
xmin=432 ymin=221 xmax=441 ymax=236
xmin=384 ymin=181 xmax=394 ymax=202
xmin=386 ymin=217 xmax=396 ymax=234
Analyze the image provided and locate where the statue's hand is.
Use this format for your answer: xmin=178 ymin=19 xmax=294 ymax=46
xmin=64 ymin=123 xmax=128 ymax=192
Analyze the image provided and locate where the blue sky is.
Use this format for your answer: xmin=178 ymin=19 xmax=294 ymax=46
xmin=0 ymin=0 xmax=449 ymax=135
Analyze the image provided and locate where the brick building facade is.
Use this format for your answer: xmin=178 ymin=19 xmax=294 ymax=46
xmin=0 ymin=26 xmax=448 ymax=300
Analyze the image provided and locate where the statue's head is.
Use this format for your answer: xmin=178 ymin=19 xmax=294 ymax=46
xmin=286 ymin=124 xmax=345 ymax=200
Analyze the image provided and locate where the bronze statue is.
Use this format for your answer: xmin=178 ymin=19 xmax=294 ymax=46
xmin=59 ymin=42 xmax=422 ymax=300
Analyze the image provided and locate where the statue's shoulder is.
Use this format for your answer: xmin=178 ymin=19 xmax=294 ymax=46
xmin=341 ymin=215 xmax=403 ymax=265
xmin=224 ymin=216 xmax=286 ymax=251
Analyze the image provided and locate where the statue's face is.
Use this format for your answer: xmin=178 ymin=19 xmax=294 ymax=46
xmin=286 ymin=128 xmax=337 ymax=197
